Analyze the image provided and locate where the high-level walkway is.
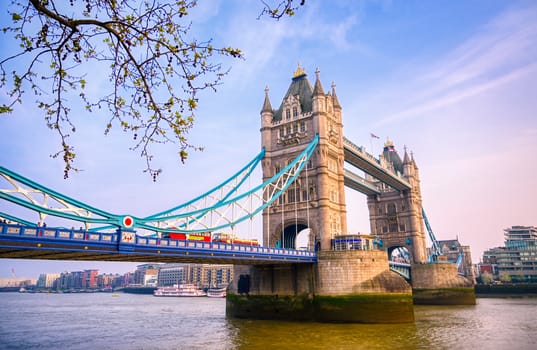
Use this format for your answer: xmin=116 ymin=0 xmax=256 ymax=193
xmin=343 ymin=137 xmax=411 ymax=192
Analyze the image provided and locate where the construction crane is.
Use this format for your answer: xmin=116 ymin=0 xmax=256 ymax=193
xmin=422 ymin=208 xmax=442 ymax=263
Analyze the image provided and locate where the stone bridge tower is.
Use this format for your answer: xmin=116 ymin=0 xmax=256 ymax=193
xmin=226 ymin=66 xmax=473 ymax=323
xmin=366 ymin=140 xmax=428 ymax=263
xmin=260 ymin=66 xmax=346 ymax=251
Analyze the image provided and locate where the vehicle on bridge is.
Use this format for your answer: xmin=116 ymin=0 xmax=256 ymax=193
xmin=161 ymin=232 xmax=212 ymax=242
xmin=211 ymin=232 xmax=259 ymax=246
xmin=161 ymin=231 xmax=260 ymax=247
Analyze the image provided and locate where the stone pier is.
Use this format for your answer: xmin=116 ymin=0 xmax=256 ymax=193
xmin=226 ymin=250 xmax=414 ymax=323
xmin=411 ymin=263 xmax=475 ymax=305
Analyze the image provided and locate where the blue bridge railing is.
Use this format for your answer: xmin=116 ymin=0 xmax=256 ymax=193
xmin=0 ymin=222 xmax=316 ymax=264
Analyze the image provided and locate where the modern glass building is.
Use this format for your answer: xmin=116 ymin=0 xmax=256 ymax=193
xmin=483 ymin=226 xmax=537 ymax=282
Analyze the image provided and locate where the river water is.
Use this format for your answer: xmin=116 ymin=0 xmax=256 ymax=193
xmin=0 ymin=293 xmax=536 ymax=350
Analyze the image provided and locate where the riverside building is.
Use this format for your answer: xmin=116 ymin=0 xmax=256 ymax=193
xmin=481 ymin=226 xmax=537 ymax=282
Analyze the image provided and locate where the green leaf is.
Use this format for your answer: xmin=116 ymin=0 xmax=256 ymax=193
xmin=0 ymin=105 xmax=13 ymax=113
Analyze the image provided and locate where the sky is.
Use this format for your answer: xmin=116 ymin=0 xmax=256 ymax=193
xmin=1 ymin=0 xmax=536 ymax=279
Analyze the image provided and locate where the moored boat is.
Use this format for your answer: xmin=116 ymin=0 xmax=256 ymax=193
xmin=207 ymin=287 xmax=227 ymax=298
xmin=153 ymin=284 xmax=206 ymax=297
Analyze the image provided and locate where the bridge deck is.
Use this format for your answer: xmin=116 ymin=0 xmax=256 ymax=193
xmin=343 ymin=137 xmax=411 ymax=191
xmin=344 ymin=169 xmax=381 ymax=195
xmin=0 ymin=223 xmax=316 ymax=265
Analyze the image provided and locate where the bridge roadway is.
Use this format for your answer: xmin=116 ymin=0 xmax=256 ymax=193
xmin=343 ymin=137 xmax=411 ymax=191
xmin=0 ymin=223 xmax=316 ymax=265
xmin=0 ymin=222 xmax=410 ymax=278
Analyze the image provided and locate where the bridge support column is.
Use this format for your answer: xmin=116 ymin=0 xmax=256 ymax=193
xmin=411 ymin=263 xmax=475 ymax=305
xmin=226 ymin=250 xmax=414 ymax=323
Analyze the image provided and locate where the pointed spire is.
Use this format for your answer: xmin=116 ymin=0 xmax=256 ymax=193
xmin=331 ymin=81 xmax=341 ymax=109
xmin=313 ymin=68 xmax=325 ymax=96
xmin=261 ymin=85 xmax=273 ymax=114
xmin=403 ymin=145 xmax=411 ymax=164
xmin=410 ymin=151 xmax=419 ymax=170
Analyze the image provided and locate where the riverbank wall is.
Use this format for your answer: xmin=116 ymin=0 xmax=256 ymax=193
xmin=475 ymin=283 xmax=537 ymax=296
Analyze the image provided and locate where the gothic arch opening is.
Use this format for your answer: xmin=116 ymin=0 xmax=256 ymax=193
xmin=388 ymin=246 xmax=411 ymax=264
xmin=295 ymin=228 xmax=310 ymax=250
xmin=276 ymin=223 xmax=309 ymax=249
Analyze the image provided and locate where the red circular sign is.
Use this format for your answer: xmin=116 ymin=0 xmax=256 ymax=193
xmin=123 ymin=216 xmax=134 ymax=228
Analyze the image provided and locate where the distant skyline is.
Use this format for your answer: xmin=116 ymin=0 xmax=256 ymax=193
xmin=2 ymin=260 xmax=144 ymax=280
xmin=2 ymin=0 xmax=537 ymax=278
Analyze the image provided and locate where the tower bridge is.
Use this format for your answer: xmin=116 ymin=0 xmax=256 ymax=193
xmin=1 ymin=65 xmax=475 ymax=323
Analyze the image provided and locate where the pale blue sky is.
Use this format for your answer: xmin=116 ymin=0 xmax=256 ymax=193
xmin=1 ymin=0 xmax=536 ymax=278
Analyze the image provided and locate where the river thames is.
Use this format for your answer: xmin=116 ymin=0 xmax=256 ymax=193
xmin=1 ymin=293 xmax=536 ymax=349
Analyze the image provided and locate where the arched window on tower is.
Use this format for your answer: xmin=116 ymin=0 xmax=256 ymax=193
xmin=278 ymin=193 xmax=285 ymax=205
xmin=292 ymin=106 xmax=298 ymax=117
xmin=288 ymin=188 xmax=295 ymax=203
xmin=286 ymin=109 xmax=291 ymax=120
xmin=287 ymin=187 xmax=300 ymax=203
xmin=387 ymin=203 xmax=397 ymax=216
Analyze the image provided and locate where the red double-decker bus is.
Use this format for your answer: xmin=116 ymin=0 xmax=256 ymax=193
xmin=163 ymin=232 xmax=211 ymax=242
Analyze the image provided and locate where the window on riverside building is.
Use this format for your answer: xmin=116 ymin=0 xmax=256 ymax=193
xmin=293 ymin=106 xmax=298 ymax=117
xmin=286 ymin=109 xmax=291 ymax=120
xmin=293 ymin=123 xmax=298 ymax=133
xmin=279 ymin=128 xmax=284 ymax=138
xmin=300 ymin=122 xmax=306 ymax=132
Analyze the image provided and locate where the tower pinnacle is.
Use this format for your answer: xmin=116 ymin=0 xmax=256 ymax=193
xmin=261 ymin=85 xmax=273 ymax=114
xmin=331 ymin=81 xmax=341 ymax=109
xmin=293 ymin=63 xmax=306 ymax=79
xmin=313 ymin=68 xmax=324 ymax=96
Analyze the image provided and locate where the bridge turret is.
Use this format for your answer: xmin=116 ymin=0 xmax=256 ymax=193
xmin=312 ymin=68 xmax=326 ymax=114
xmin=331 ymin=82 xmax=342 ymax=122
xmin=260 ymin=86 xmax=274 ymax=152
xmin=260 ymin=65 xmax=346 ymax=251
xmin=403 ymin=146 xmax=412 ymax=177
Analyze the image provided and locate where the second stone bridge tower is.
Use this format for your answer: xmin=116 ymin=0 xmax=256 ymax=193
xmin=366 ymin=140 xmax=428 ymax=264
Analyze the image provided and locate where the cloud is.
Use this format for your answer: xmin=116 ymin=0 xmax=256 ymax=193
xmin=217 ymin=2 xmax=361 ymax=87
xmin=375 ymin=61 xmax=537 ymax=127
xmin=372 ymin=3 xmax=537 ymax=127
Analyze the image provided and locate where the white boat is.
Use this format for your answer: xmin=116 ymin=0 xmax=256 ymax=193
xmin=207 ymin=287 xmax=227 ymax=298
xmin=153 ymin=284 xmax=206 ymax=297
